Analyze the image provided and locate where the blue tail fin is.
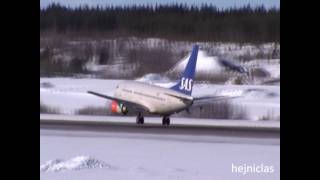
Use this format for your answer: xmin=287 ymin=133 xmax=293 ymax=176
xmin=170 ymin=45 xmax=199 ymax=96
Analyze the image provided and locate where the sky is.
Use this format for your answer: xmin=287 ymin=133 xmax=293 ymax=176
xmin=40 ymin=0 xmax=280 ymax=9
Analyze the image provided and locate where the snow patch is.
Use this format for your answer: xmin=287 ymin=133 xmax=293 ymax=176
xmin=40 ymin=156 xmax=113 ymax=172
xmin=136 ymin=73 xmax=171 ymax=83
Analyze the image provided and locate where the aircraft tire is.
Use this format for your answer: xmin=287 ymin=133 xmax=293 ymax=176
xmin=162 ymin=116 xmax=170 ymax=126
xmin=136 ymin=113 xmax=144 ymax=125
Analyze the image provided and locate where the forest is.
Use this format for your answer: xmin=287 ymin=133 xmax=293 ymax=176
xmin=40 ymin=3 xmax=280 ymax=43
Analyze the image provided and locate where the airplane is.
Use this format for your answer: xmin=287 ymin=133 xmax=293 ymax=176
xmin=88 ymin=45 xmax=236 ymax=125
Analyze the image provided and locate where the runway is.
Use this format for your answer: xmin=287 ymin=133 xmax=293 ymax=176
xmin=40 ymin=113 xmax=279 ymax=130
xmin=41 ymin=123 xmax=279 ymax=145
xmin=40 ymin=115 xmax=280 ymax=180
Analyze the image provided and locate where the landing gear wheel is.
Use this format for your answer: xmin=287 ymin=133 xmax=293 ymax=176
xmin=162 ymin=116 xmax=170 ymax=126
xmin=140 ymin=117 xmax=144 ymax=124
xmin=136 ymin=113 xmax=144 ymax=125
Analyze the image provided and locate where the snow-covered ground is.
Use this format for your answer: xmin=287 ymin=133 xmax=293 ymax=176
xmin=40 ymin=127 xmax=279 ymax=180
xmin=41 ymin=37 xmax=280 ymax=84
xmin=40 ymin=78 xmax=279 ymax=120
xmin=168 ymin=50 xmax=280 ymax=85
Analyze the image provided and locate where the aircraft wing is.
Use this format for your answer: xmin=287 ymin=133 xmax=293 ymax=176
xmin=164 ymin=92 xmax=239 ymax=106
xmin=164 ymin=93 xmax=193 ymax=104
xmin=192 ymin=95 xmax=240 ymax=107
xmin=87 ymin=91 xmax=150 ymax=113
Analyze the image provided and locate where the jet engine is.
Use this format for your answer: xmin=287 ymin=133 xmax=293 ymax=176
xmin=110 ymin=100 xmax=128 ymax=115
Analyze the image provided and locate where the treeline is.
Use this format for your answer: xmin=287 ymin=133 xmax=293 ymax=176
xmin=40 ymin=3 xmax=279 ymax=43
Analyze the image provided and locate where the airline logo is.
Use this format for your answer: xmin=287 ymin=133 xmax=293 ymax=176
xmin=179 ymin=77 xmax=193 ymax=92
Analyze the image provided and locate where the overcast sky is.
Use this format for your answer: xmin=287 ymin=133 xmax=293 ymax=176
xmin=40 ymin=0 xmax=280 ymax=9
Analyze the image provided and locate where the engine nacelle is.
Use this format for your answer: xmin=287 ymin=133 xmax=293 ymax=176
xmin=110 ymin=100 xmax=128 ymax=115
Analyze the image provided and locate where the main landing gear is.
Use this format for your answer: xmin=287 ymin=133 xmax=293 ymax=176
xmin=136 ymin=113 xmax=170 ymax=126
xmin=162 ymin=116 xmax=170 ymax=126
xmin=136 ymin=112 xmax=144 ymax=125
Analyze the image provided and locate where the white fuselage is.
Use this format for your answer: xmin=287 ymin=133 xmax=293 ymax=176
xmin=114 ymin=81 xmax=193 ymax=115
